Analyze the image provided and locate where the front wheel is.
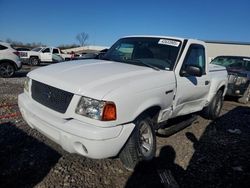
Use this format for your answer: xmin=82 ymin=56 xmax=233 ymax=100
xmin=29 ymin=57 xmax=40 ymax=66
xmin=202 ymin=90 xmax=223 ymax=120
xmin=119 ymin=114 xmax=156 ymax=170
xmin=0 ymin=62 xmax=15 ymax=78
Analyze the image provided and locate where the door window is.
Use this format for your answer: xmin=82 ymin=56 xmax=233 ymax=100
xmin=42 ymin=48 xmax=51 ymax=53
xmin=182 ymin=44 xmax=206 ymax=75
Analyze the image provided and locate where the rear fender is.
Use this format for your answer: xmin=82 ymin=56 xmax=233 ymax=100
xmin=207 ymin=79 xmax=227 ymax=103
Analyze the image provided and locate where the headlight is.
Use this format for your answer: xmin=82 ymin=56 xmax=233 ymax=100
xmin=75 ymin=96 xmax=116 ymax=121
xmin=235 ymin=77 xmax=248 ymax=85
xmin=24 ymin=77 xmax=30 ymax=92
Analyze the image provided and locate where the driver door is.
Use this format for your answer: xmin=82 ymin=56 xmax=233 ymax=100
xmin=173 ymin=43 xmax=210 ymax=117
xmin=40 ymin=47 xmax=52 ymax=62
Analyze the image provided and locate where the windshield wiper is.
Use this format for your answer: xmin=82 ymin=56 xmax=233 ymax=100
xmin=102 ymin=56 xmax=122 ymax=63
xmin=101 ymin=56 xmax=112 ymax=61
xmin=125 ymin=59 xmax=160 ymax=71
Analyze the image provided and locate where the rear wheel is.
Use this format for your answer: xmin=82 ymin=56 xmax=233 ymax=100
xmin=30 ymin=57 xmax=40 ymax=66
xmin=119 ymin=114 xmax=156 ymax=170
xmin=202 ymin=90 xmax=223 ymax=120
xmin=0 ymin=62 xmax=15 ymax=78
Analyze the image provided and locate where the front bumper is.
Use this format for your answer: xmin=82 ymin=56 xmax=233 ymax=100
xmin=227 ymin=74 xmax=249 ymax=96
xmin=18 ymin=93 xmax=135 ymax=159
xmin=227 ymin=83 xmax=249 ymax=96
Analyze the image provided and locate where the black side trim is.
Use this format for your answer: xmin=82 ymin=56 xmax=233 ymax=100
xmin=165 ymin=90 xmax=173 ymax=95
xmin=209 ymin=69 xmax=226 ymax=72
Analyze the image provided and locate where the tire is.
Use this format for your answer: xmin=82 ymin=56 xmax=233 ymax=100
xmin=119 ymin=114 xmax=156 ymax=170
xmin=238 ymin=85 xmax=250 ymax=104
xmin=0 ymin=62 xmax=15 ymax=78
xmin=30 ymin=57 xmax=40 ymax=66
xmin=202 ymin=90 xmax=223 ymax=120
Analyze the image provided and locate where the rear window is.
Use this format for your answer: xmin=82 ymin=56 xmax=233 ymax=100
xmin=0 ymin=45 xmax=8 ymax=50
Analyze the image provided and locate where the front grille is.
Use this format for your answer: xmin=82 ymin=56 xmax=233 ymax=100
xmin=31 ymin=80 xmax=73 ymax=113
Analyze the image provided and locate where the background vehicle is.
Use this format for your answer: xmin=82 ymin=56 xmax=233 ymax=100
xmin=18 ymin=36 xmax=228 ymax=170
xmin=0 ymin=42 xmax=22 ymax=78
xmin=19 ymin=47 xmax=71 ymax=65
xmin=211 ymin=56 xmax=250 ymax=103
xmin=15 ymin=47 xmax=30 ymax=51
xmin=73 ymin=49 xmax=109 ymax=60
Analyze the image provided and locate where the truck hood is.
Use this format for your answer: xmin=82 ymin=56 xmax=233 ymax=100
xmin=227 ymin=67 xmax=250 ymax=79
xmin=28 ymin=59 xmax=172 ymax=99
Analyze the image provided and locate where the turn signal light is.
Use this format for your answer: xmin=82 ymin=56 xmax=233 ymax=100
xmin=13 ymin=51 xmax=20 ymax=57
xmin=102 ymin=102 xmax=116 ymax=121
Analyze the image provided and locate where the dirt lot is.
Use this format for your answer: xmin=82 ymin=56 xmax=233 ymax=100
xmin=0 ymin=66 xmax=250 ymax=188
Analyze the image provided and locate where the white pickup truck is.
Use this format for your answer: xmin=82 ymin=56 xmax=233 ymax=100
xmin=20 ymin=47 xmax=71 ymax=65
xmin=18 ymin=36 xmax=228 ymax=169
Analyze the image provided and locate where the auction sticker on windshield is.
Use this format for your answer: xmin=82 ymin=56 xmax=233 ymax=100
xmin=158 ymin=39 xmax=180 ymax=47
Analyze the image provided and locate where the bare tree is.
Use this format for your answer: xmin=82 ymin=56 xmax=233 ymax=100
xmin=76 ymin=32 xmax=89 ymax=46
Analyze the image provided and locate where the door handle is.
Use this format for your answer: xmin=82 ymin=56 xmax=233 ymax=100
xmin=205 ymin=81 xmax=210 ymax=85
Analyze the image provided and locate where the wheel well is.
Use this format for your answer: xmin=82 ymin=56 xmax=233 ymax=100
xmin=0 ymin=59 xmax=18 ymax=70
xmin=30 ymin=56 xmax=39 ymax=59
xmin=136 ymin=106 xmax=161 ymax=128
xmin=218 ymin=85 xmax=226 ymax=95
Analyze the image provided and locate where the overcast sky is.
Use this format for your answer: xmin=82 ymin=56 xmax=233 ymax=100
xmin=0 ymin=0 xmax=249 ymax=46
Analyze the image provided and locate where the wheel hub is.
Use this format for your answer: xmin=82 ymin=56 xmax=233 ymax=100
xmin=0 ymin=64 xmax=14 ymax=77
xmin=139 ymin=122 xmax=153 ymax=156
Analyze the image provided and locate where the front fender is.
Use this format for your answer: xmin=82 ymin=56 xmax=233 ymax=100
xmin=112 ymin=85 xmax=175 ymax=124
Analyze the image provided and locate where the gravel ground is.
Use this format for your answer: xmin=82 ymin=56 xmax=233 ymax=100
xmin=0 ymin=65 xmax=250 ymax=188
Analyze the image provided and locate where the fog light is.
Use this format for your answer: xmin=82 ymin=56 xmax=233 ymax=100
xmin=81 ymin=144 xmax=88 ymax=154
xmin=74 ymin=142 xmax=88 ymax=155
xmin=235 ymin=90 xmax=240 ymax=94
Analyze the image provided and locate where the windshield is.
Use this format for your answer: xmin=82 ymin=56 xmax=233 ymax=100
xmin=103 ymin=37 xmax=181 ymax=70
xmin=211 ymin=56 xmax=250 ymax=71
xmin=32 ymin=47 xmax=43 ymax=52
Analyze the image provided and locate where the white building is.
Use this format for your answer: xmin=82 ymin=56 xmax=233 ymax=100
xmin=205 ymin=40 xmax=250 ymax=62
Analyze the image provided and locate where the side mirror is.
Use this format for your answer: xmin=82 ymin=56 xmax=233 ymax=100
xmin=180 ymin=65 xmax=202 ymax=77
